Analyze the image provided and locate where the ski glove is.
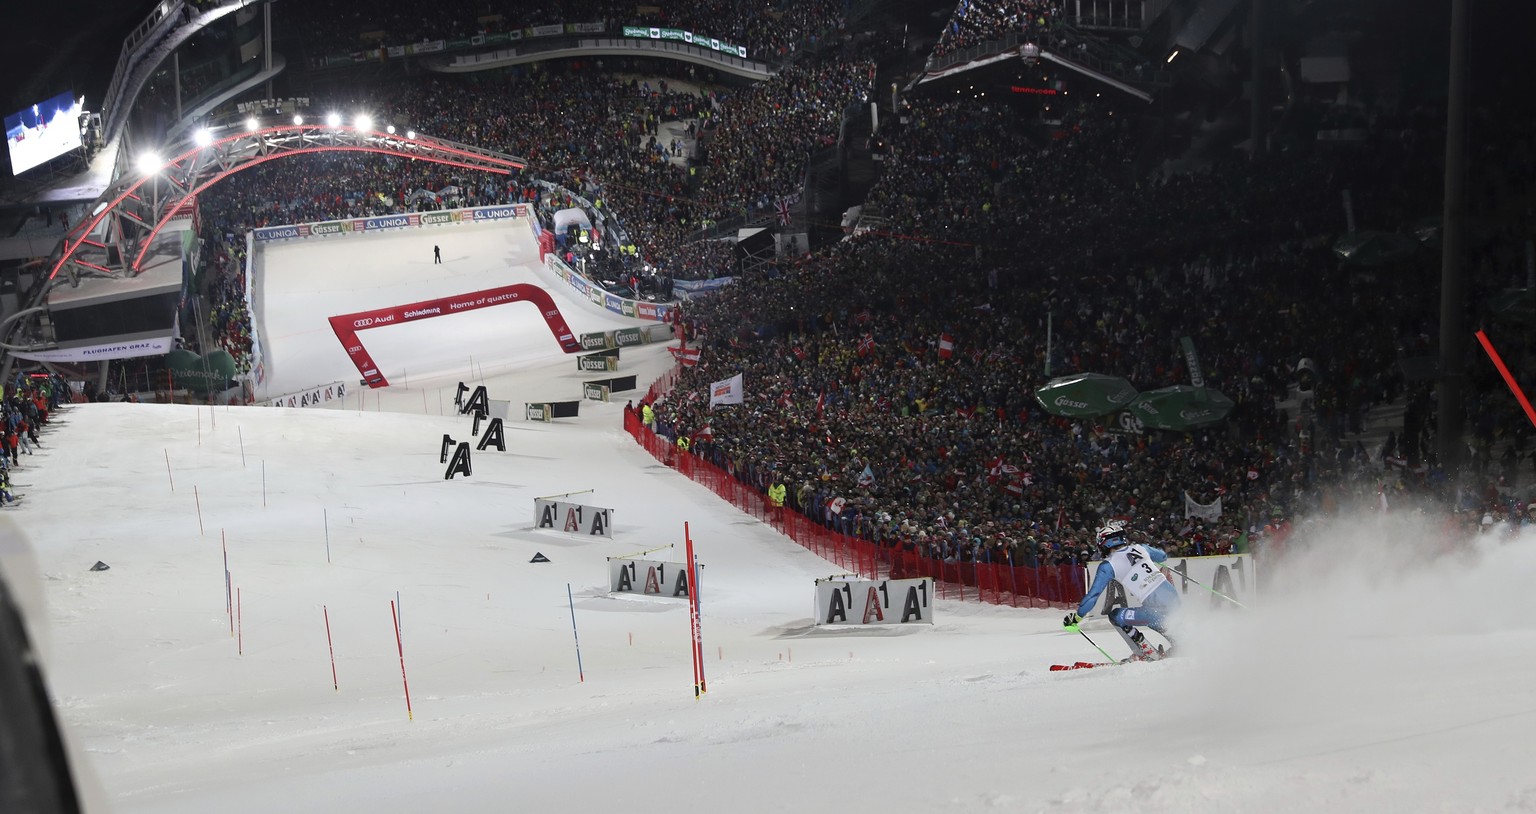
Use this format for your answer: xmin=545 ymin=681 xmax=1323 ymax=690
xmin=1062 ymin=612 xmax=1085 ymax=629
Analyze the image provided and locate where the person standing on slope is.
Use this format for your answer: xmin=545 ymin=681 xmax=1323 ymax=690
xmin=1062 ymin=520 xmax=1179 ymax=660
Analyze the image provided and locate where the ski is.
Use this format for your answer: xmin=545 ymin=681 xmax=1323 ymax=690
xmin=1049 ymin=661 xmax=1114 ymax=671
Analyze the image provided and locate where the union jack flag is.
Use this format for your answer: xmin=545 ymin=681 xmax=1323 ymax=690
xmin=775 ymin=197 xmax=792 ymax=225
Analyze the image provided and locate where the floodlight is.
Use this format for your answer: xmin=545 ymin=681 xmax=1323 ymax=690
xmin=1166 ymin=49 xmax=1180 ymax=64
xmin=193 ymin=128 xmax=213 ymax=147
xmin=326 ymin=112 xmax=341 ymax=127
xmin=406 ymin=130 xmax=416 ymax=140
xmin=355 ymin=115 xmax=373 ymax=132
xmin=246 ymin=116 xmax=259 ymax=131
xmin=136 ymin=152 xmax=161 ymax=176
xmin=386 ymin=125 xmax=396 ymax=135
xmin=293 ymin=114 xmax=304 ymax=125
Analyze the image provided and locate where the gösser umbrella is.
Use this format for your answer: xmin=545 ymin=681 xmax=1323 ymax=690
xmin=1034 ymin=373 xmax=1139 ymax=418
xmin=1127 ymin=385 xmax=1235 ymax=431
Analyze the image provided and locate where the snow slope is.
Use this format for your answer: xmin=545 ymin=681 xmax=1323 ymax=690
xmin=12 ymin=254 xmax=1535 ymax=813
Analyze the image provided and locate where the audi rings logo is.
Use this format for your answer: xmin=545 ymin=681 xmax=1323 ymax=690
xmin=352 ymin=315 xmax=395 ymax=328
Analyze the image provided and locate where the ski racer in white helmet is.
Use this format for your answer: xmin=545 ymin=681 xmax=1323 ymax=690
xmin=1062 ymin=519 xmax=1180 ymax=660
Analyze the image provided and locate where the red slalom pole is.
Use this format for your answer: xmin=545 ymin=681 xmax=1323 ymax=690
xmin=391 ymin=600 xmax=413 ymax=721
xmin=684 ymin=522 xmax=706 ymax=697
xmin=1475 ymin=330 xmax=1536 ymax=429
xmin=323 ymin=605 xmax=338 ymax=690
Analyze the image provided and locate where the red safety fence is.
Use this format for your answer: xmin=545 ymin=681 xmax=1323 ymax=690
xmin=624 ymin=405 xmax=1083 ymax=609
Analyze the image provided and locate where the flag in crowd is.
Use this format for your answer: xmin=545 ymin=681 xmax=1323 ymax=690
xmin=1184 ymin=492 xmax=1223 ymax=522
xmin=857 ymin=465 xmax=875 ymax=488
xmin=669 ymin=345 xmax=701 ymax=366
xmin=775 ymin=197 xmax=792 ymax=226
xmin=708 ymin=372 xmax=744 ymax=408
xmin=939 ymin=333 xmax=954 ymax=360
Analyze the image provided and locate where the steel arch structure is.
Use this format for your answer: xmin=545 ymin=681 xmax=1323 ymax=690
xmin=49 ymin=123 xmax=528 ymax=287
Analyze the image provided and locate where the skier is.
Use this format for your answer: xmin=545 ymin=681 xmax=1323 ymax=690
xmin=1062 ymin=520 xmax=1179 ymax=661
xmin=433 ymin=245 xmax=442 ymax=264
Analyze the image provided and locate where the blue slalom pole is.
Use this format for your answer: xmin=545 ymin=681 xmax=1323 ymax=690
xmin=566 ymin=583 xmax=585 ymax=682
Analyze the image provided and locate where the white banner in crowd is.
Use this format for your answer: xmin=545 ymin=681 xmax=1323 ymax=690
xmin=607 ymin=558 xmax=695 ymax=597
xmin=708 ymin=372 xmax=744 ymax=408
xmin=533 ymin=499 xmax=613 ymax=537
xmin=1083 ymin=553 xmax=1256 ymax=617
xmin=1184 ymin=492 xmax=1222 ymax=521
xmin=814 ymin=577 xmax=934 ymax=626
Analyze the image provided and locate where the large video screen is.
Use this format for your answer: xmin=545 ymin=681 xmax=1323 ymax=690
xmin=4 ymin=91 xmax=83 ymax=175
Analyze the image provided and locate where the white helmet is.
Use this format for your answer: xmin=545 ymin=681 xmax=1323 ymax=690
xmin=1095 ymin=520 xmax=1129 ymax=548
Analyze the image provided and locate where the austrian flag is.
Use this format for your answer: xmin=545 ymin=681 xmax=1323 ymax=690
xmin=668 ymin=345 xmax=701 ymax=366
xmin=939 ymin=333 xmax=954 ymax=360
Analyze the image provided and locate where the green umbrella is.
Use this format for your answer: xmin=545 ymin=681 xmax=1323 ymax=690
xmin=1034 ymin=373 xmax=1139 ymax=418
xmin=166 ymin=349 xmax=238 ymax=393
xmin=1332 ymin=230 xmax=1418 ymax=267
xmin=1488 ymin=289 xmax=1536 ymax=325
xmin=1127 ymin=385 xmax=1235 ymax=431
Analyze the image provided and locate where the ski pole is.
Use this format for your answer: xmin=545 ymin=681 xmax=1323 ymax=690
xmin=1169 ymin=569 xmax=1247 ymax=608
xmin=1067 ymin=625 xmax=1118 ymax=664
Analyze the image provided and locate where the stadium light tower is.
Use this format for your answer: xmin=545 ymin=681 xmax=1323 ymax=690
xmin=355 ymin=115 xmax=373 ymax=132
xmin=326 ymin=112 xmax=342 ymax=128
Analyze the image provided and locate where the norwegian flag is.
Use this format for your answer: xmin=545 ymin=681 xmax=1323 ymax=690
xmin=775 ymin=197 xmax=792 ymax=225
xmin=668 ymin=345 xmax=701 ymax=366
xmin=938 ymin=333 xmax=954 ymax=360
xmin=857 ymin=335 xmax=875 ymax=358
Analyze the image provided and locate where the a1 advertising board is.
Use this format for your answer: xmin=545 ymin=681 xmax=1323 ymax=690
xmin=533 ymin=499 xmax=613 ymax=537
xmin=4 ymin=91 xmax=83 ymax=175
xmin=814 ymin=577 xmax=934 ymax=626
xmin=608 ymin=558 xmax=695 ymax=597
xmin=1082 ymin=553 xmax=1256 ymax=618
xmin=267 ymin=381 xmax=348 ymax=409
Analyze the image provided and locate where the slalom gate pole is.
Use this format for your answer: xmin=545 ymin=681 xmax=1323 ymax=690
xmin=1172 ymin=571 xmax=1247 ymax=608
xmin=324 ymin=605 xmax=338 ymax=690
xmin=164 ymin=449 xmax=174 ymax=492
xmin=194 ymin=485 xmax=204 ymax=536
xmin=1475 ymin=330 xmax=1536 ymax=429
xmin=324 ymin=509 xmax=331 ymax=564
xmin=237 ymin=587 xmax=243 ymax=656
xmin=238 ymin=426 xmax=246 ymax=467
xmin=222 ymin=530 xmax=231 ymax=618
xmin=684 ymin=522 xmax=705 ymax=697
xmin=390 ymin=600 xmax=413 ymax=721
xmin=1070 ymin=626 xmax=1118 ymax=664
xmin=566 ymin=584 xmax=585 ymax=682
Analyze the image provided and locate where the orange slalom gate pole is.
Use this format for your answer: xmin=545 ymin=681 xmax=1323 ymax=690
xmin=391 ymin=600 xmax=413 ymax=721
xmin=324 ymin=605 xmax=338 ymax=690
xmin=685 ymin=522 xmax=706 ymax=697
